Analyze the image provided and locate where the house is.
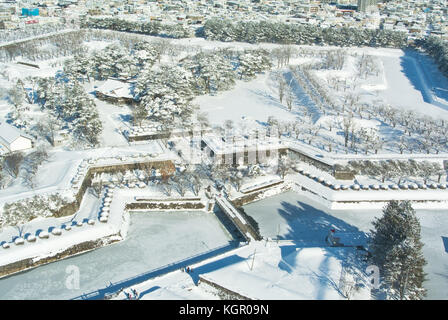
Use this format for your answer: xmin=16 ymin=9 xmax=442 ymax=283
xmin=0 ymin=122 xmax=34 ymax=153
xmin=94 ymin=79 xmax=135 ymax=105
xmin=52 ymin=129 xmax=69 ymax=147
xmin=201 ymin=130 xmax=287 ymax=165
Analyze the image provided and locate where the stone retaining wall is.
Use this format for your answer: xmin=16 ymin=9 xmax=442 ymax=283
xmin=0 ymin=235 xmax=121 ymax=279
xmin=199 ymin=276 xmax=251 ymax=300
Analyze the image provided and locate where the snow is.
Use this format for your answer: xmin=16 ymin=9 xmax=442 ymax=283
xmin=0 ymin=210 xmax=233 ymax=300
xmin=95 ymin=79 xmax=133 ymax=99
xmin=241 ymin=191 xmax=448 ymax=299
xmin=215 ymin=197 xmax=247 ymax=225
xmin=242 ymin=191 xmax=368 ymax=246
xmin=0 ymin=141 xmax=169 ymax=207
xmin=198 ymin=244 xmax=369 ymax=300
xmin=195 ymin=73 xmax=297 ymax=126
xmin=115 ymin=240 xmax=370 ymax=300
xmin=0 ymin=36 xmax=447 ymax=300
xmin=240 ymin=177 xmax=282 ymax=194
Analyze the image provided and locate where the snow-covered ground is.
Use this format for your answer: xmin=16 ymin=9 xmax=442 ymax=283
xmin=84 ymin=81 xmax=132 ymax=147
xmin=195 ymin=46 xmax=448 ymax=128
xmin=114 ymin=239 xmax=371 ymax=300
xmin=0 ymin=142 xmax=168 ymax=206
xmin=0 ymin=210 xmax=233 ymax=300
xmin=378 ymin=51 xmax=448 ymax=120
xmin=0 ymin=36 xmax=447 ymax=300
xmin=242 ymin=191 xmax=448 ymax=299
xmin=195 ymin=72 xmax=297 ymax=127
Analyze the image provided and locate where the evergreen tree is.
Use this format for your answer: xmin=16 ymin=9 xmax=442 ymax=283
xmin=370 ymin=200 xmax=427 ymax=300
xmin=135 ymin=65 xmax=196 ymax=128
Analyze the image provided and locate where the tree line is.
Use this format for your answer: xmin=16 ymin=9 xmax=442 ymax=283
xmin=200 ymin=18 xmax=408 ymax=48
xmin=0 ymin=193 xmax=70 ymax=236
xmin=415 ymin=36 xmax=448 ymax=78
xmin=81 ymin=17 xmax=191 ymax=39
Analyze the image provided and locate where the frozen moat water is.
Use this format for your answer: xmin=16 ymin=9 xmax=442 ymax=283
xmin=0 ymin=211 xmax=233 ymax=300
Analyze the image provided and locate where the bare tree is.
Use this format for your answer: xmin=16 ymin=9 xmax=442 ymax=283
xmin=342 ymin=115 xmax=354 ymax=148
xmin=152 ymin=38 xmax=171 ymax=63
xmin=277 ymin=155 xmax=292 ymax=179
xmin=4 ymin=152 xmax=24 ymax=179
xmin=285 ymin=84 xmax=294 ymax=111
xmin=275 ymin=74 xmax=286 ymax=103
xmin=161 ymin=178 xmax=173 ymax=196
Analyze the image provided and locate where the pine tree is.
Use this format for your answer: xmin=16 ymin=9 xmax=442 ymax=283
xmin=370 ymin=200 xmax=427 ymax=300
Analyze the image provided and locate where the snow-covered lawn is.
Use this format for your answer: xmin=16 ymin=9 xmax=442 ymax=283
xmin=242 ymin=191 xmax=368 ymax=246
xmin=197 ymin=243 xmax=370 ymax=300
xmin=83 ymin=81 xmax=132 ymax=147
xmin=115 ymin=240 xmax=371 ymax=300
xmin=0 ymin=141 xmax=168 ymax=204
xmin=195 ymin=72 xmax=297 ymax=126
xmin=378 ymin=52 xmax=448 ymax=120
xmin=0 ymin=210 xmax=233 ymax=300
xmin=322 ymin=47 xmax=448 ymax=120
xmin=242 ymin=191 xmax=448 ymax=299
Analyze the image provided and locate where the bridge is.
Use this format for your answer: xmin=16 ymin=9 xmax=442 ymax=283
xmin=215 ymin=196 xmax=259 ymax=241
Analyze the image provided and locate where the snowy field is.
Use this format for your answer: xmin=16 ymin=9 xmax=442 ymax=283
xmin=374 ymin=50 xmax=448 ymax=120
xmin=115 ymin=238 xmax=371 ymax=300
xmin=83 ymin=81 xmax=132 ymax=147
xmin=0 ymin=211 xmax=233 ymax=300
xmin=243 ymin=191 xmax=369 ymax=246
xmin=242 ymin=191 xmax=448 ymax=299
xmin=195 ymin=47 xmax=448 ymax=128
xmin=195 ymin=72 xmax=297 ymax=126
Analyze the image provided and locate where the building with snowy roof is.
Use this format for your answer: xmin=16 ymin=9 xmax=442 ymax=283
xmin=94 ymin=78 xmax=135 ymax=104
xmin=0 ymin=122 xmax=34 ymax=154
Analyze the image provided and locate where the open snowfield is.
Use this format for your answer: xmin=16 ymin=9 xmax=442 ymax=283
xmin=115 ymin=239 xmax=371 ymax=300
xmin=195 ymin=72 xmax=297 ymax=127
xmin=0 ymin=210 xmax=233 ymax=300
xmin=242 ymin=191 xmax=448 ymax=299
xmin=0 ymin=35 xmax=447 ymax=300
xmin=197 ymin=48 xmax=447 ymax=157
xmin=378 ymin=51 xmax=448 ymax=120
xmin=242 ymin=191 xmax=368 ymax=246
xmin=195 ymin=243 xmax=370 ymax=300
xmin=83 ymin=81 xmax=132 ymax=147
xmin=314 ymin=47 xmax=448 ymax=121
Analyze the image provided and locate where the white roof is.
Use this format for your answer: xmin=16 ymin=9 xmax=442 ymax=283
xmin=0 ymin=122 xmax=33 ymax=147
xmin=96 ymin=79 xmax=133 ymax=99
